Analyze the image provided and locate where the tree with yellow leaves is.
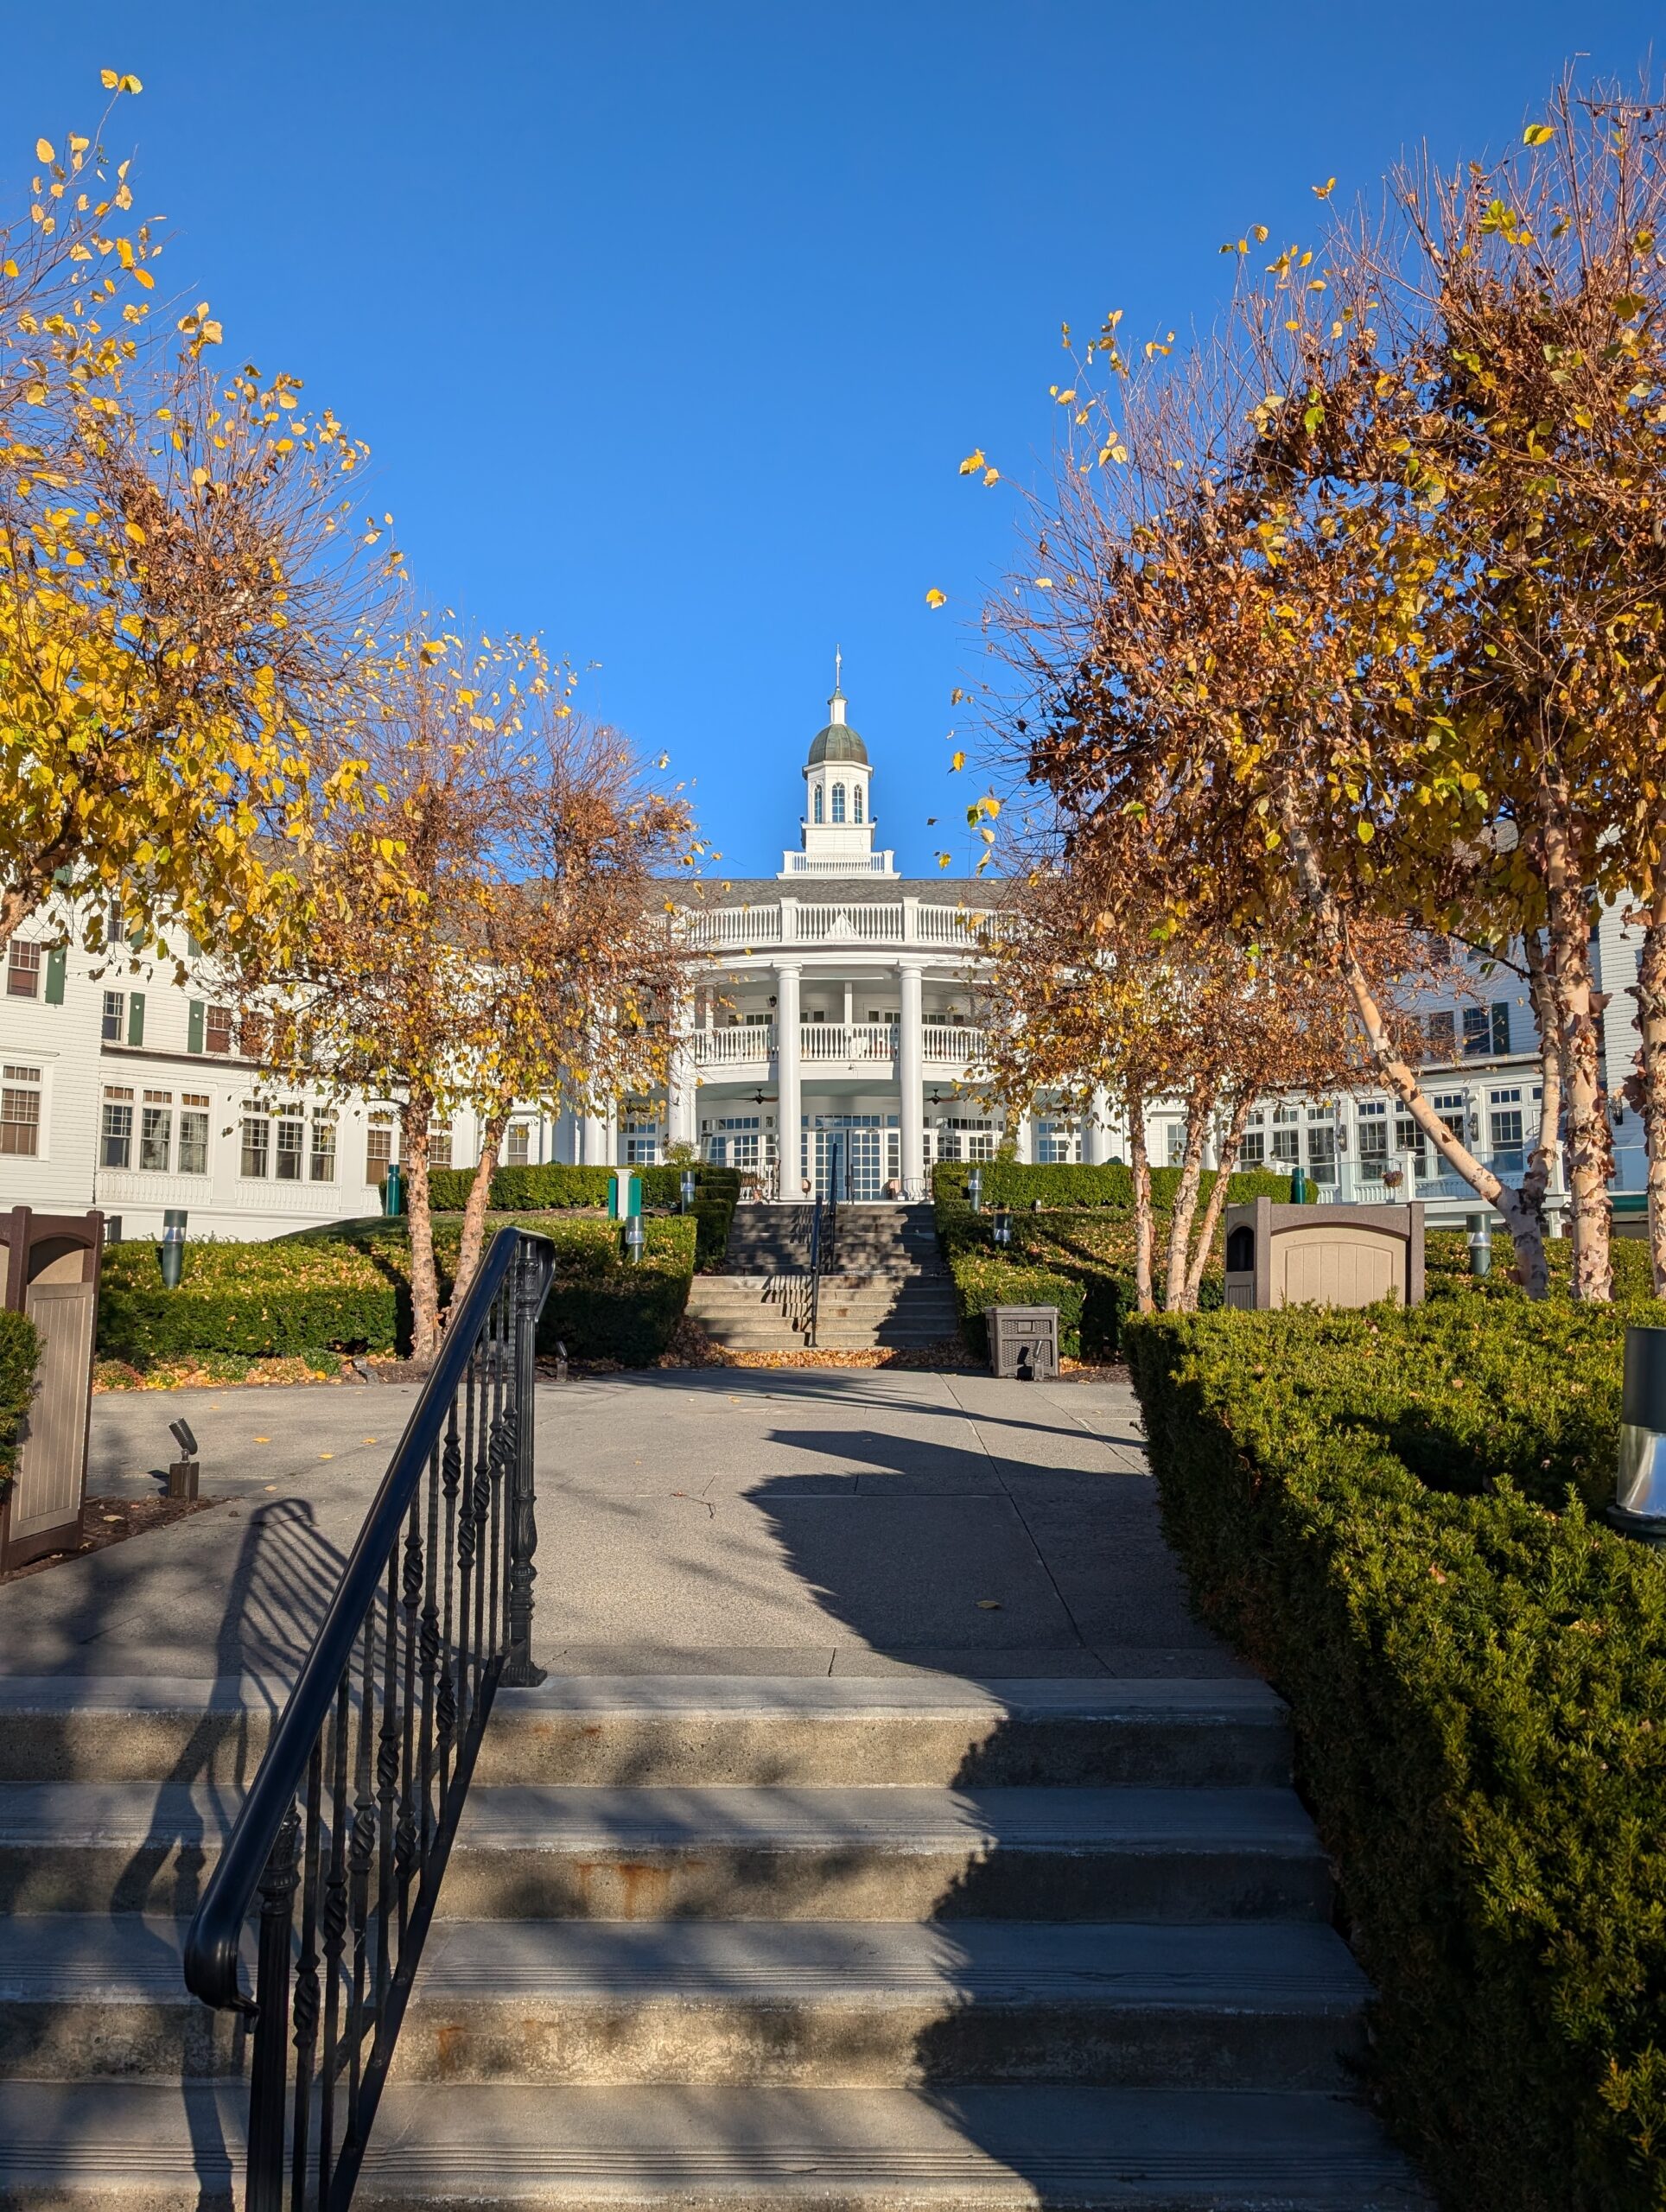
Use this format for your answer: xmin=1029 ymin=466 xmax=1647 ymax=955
xmin=226 ymin=628 xmax=698 ymax=1362
xmin=1 ymin=73 xmax=392 ymax=963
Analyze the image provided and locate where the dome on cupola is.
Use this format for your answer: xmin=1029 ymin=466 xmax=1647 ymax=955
xmin=808 ymin=720 xmax=868 ymax=766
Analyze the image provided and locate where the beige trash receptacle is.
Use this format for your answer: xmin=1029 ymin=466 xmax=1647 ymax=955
xmin=987 ymin=1305 xmax=1059 ymax=1380
xmin=1223 ymin=1198 xmax=1423 ymax=1312
xmin=0 ymin=1207 xmax=104 ymax=1571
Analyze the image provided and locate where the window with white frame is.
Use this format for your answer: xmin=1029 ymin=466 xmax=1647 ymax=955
xmin=1 ymin=1065 xmax=41 ymax=1157
xmin=831 ymin=783 xmax=847 ymax=823
xmin=1489 ymin=1088 xmax=1524 ymax=1156
xmin=1358 ymin=1099 xmax=1389 ymax=1176
xmin=1164 ymin=1122 xmax=1187 ymax=1166
xmin=179 ymin=1094 xmax=210 ymax=1177
xmin=506 ymin=1122 xmax=531 ymax=1166
xmin=102 ymin=1085 xmax=135 ymax=1169
xmin=275 ymin=1106 xmax=305 ymax=1182
xmin=102 ymin=991 xmax=125 ymax=1043
xmin=241 ymin=1107 xmax=270 ymax=1179
xmin=205 ymin=1004 xmax=234 ymax=1056
xmin=5 ymin=940 xmax=41 ymax=998
xmin=1269 ymin=1104 xmax=1300 ymax=1165
xmin=428 ymin=1122 xmax=452 ymax=1173
xmin=366 ymin=1114 xmax=394 ymax=1187
xmin=1036 ymin=1121 xmax=1079 ymax=1164
xmin=139 ymin=1090 xmax=172 ymax=1173
xmin=310 ymin=1112 xmax=337 ymax=1183
xmin=623 ymin=1120 xmax=660 ymax=1166
xmin=853 ymin=785 xmax=864 ymax=823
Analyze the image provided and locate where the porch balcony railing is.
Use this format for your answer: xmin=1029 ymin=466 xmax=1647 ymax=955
xmin=679 ymin=900 xmax=1005 ymax=951
xmin=801 ymin=1021 xmax=898 ymax=1062
xmin=922 ymin=1024 xmax=987 ymax=1066
xmin=690 ymin=1025 xmax=775 ymax=1067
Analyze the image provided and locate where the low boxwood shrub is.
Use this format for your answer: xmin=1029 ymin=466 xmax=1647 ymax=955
xmin=99 ymin=1212 xmax=699 ymax=1367
xmin=0 ymin=1308 xmax=41 ymax=1484
xmin=942 ymin=1207 xmax=1224 ymax=1361
xmin=932 ymin=1159 xmax=1304 ymax=1216
xmin=1124 ymin=1295 xmax=1666 ymax=2212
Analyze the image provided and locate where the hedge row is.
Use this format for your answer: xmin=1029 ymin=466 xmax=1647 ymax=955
xmin=931 ymin=1159 xmax=1306 ymax=1213
xmin=419 ymin=1162 xmax=738 ymax=1268
xmin=940 ymin=1208 xmax=1225 ymax=1361
xmin=98 ymin=1214 xmax=698 ymax=1366
xmin=1125 ymin=1297 xmax=1666 ymax=2212
xmin=0 ymin=1308 xmax=41 ymax=1485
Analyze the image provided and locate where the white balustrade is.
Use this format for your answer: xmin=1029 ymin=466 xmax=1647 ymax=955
xmin=798 ymin=903 xmax=906 ymax=942
xmin=680 ymin=900 xmax=1004 ymax=950
xmin=799 ymin=1021 xmax=898 ymax=1062
xmin=921 ymin=1024 xmax=987 ymax=1065
xmin=683 ymin=906 xmax=784 ymax=950
xmin=691 ymin=1025 xmax=775 ymax=1067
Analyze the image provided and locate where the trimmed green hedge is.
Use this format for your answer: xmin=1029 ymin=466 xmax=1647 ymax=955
xmin=99 ymin=1213 xmax=699 ymax=1367
xmin=420 ymin=1161 xmax=738 ymax=1268
xmin=941 ymin=1208 xmax=1225 ymax=1361
xmin=1125 ymin=1297 xmax=1666 ymax=2212
xmin=0 ymin=1308 xmax=41 ymax=1485
xmin=931 ymin=1159 xmax=1306 ymax=1213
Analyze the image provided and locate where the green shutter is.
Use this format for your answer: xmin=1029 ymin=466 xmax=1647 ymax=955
xmin=188 ymin=1000 xmax=205 ymax=1054
xmin=1491 ymin=1002 xmax=1510 ymax=1054
xmin=127 ymin=991 xmax=145 ymax=1047
xmin=44 ymin=947 xmax=67 ymax=1005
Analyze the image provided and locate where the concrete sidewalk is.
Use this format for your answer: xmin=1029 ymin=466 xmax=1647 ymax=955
xmin=0 ymin=1369 xmax=1242 ymax=1682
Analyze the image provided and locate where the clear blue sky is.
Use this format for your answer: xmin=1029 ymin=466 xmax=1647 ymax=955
xmin=4 ymin=5 xmax=1659 ymax=877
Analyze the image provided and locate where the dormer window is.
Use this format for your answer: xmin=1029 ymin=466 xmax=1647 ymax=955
xmin=813 ymin=785 xmax=823 ymax=823
xmin=832 ymin=784 xmax=846 ymax=823
xmin=853 ymin=785 xmax=864 ymax=823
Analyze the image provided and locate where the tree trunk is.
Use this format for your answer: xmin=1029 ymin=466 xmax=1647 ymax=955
xmin=1275 ymin=788 xmax=1550 ymax=1294
xmin=1538 ymin=808 xmax=1612 ymax=1300
xmin=1127 ymin=1084 xmax=1155 ymax=1315
xmin=1162 ymin=1083 xmax=1217 ymax=1313
xmin=1631 ymin=886 xmax=1666 ymax=1298
xmin=400 ymin=1090 xmax=440 ymax=1366
xmin=1184 ymin=1088 xmax=1256 ymax=1306
xmin=448 ymin=1104 xmax=512 ymax=1325
xmin=1522 ymin=930 xmax=1564 ymax=1258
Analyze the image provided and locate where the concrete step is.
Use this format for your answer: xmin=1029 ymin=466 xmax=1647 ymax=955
xmin=0 ymin=1676 xmax=1294 ymax=1789
xmin=0 ymin=2080 xmax=1432 ymax=2209
xmin=0 ymin=1783 xmax=1332 ymax=1922
xmin=0 ymin=1916 xmax=1370 ymax=2089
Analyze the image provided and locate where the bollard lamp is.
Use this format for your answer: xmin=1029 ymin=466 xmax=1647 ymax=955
xmin=624 ymin=1212 xmax=646 ymax=1265
xmin=967 ymin=1166 xmax=983 ymax=1215
xmin=158 ymin=1208 xmax=188 ymax=1290
xmin=1609 ymin=1325 xmax=1666 ymax=1543
xmin=992 ymin=1206 xmax=1013 ymax=1249
xmin=680 ymin=1169 xmax=696 ymax=1212
xmin=1466 ymin=1211 xmax=1493 ymax=1279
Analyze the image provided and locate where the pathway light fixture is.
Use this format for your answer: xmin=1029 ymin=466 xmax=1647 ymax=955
xmin=680 ymin=1170 xmax=696 ymax=1211
xmin=968 ymin=1166 xmax=983 ymax=1214
xmin=1607 ymin=1325 xmax=1666 ymax=1547
xmin=624 ymin=1213 xmax=646 ymax=1265
xmin=167 ymin=1417 xmax=200 ymax=1501
xmin=1466 ymin=1211 xmax=1492 ymax=1279
xmin=992 ymin=1206 xmax=1013 ymax=1249
xmin=159 ymin=1208 xmax=188 ymax=1290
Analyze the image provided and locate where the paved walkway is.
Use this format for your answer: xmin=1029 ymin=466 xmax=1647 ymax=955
xmin=1 ymin=1370 xmax=1243 ymax=1682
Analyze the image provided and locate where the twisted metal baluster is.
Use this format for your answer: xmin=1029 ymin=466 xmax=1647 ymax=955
xmin=343 ymin=1620 xmax=378 ymax=2152
xmin=395 ymin=1497 xmax=423 ymax=1950
xmin=289 ymin=1740 xmax=325 ymax=2211
xmin=417 ymin=1440 xmax=442 ymax=1859
xmin=246 ymin=1801 xmax=301 ymax=2212
xmin=436 ymin=1409 xmax=462 ymax=1795
xmin=316 ymin=1667 xmax=352 ymax=2202
xmin=503 ymin=1246 xmax=547 ymax=1687
xmin=373 ymin=1545 xmax=402 ymax=2022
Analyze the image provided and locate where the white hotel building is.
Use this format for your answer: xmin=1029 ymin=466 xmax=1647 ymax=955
xmin=0 ymin=678 xmax=1647 ymax=1237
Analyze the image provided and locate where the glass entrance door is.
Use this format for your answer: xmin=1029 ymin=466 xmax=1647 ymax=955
xmin=810 ymin=1116 xmax=882 ymax=1199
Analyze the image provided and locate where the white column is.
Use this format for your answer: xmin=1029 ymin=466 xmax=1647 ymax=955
xmin=1084 ymin=1085 xmax=1113 ymax=1165
xmin=776 ymin=961 xmax=803 ymax=1200
xmin=667 ymin=989 xmax=696 ymax=1149
xmin=898 ymin=960 xmax=925 ymax=1196
xmin=580 ymin=1102 xmax=609 ymax=1166
xmin=1016 ymin=1109 xmax=1034 ymax=1164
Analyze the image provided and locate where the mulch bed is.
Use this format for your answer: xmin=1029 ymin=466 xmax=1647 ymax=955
xmin=0 ymin=1492 xmax=223 ymax=1584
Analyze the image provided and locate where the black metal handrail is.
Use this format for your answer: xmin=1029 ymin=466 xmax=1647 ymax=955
xmin=184 ymin=1225 xmax=555 ymax=2212
xmin=806 ymin=1138 xmax=841 ymax=1348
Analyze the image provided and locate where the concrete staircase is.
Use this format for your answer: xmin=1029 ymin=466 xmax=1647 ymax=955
xmin=0 ymin=1670 xmax=1427 ymax=2207
xmin=687 ymin=1203 xmax=962 ymax=1355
